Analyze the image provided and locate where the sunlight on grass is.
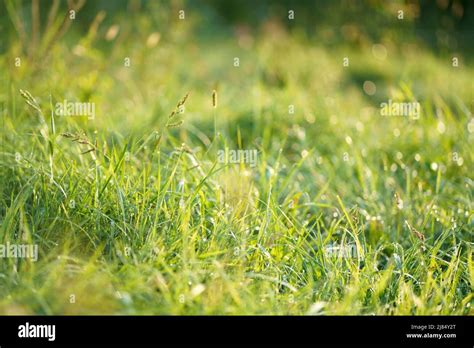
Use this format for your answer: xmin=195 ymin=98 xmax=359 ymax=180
xmin=0 ymin=0 xmax=472 ymax=315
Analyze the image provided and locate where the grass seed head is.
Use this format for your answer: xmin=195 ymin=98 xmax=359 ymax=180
xmin=177 ymin=92 xmax=189 ymax=107
xmin=166 ymin=120 xmax=183 ymax=128
xmin=168 ymin=92 xmax=190 ymax=119
xmin=212 ymin=89 xmax=217 ymax=108
xmin=404 ymin=220 xmax=425 ymax=241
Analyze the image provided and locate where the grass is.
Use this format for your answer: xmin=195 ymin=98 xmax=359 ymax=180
xmin=0 ymin=1 xmax=473 ymax=315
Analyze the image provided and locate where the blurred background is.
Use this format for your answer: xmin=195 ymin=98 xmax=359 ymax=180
xmin=1 ymin=0 xmax=473 ymax=192
xmin=1 ymin=0 xmax=473 ymax=52
xmin=0 ymin=0 xmax=472 ymax=315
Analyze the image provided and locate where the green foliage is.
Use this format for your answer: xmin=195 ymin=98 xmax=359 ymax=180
xmin=0 ymin=1 xmax=472 ymax=315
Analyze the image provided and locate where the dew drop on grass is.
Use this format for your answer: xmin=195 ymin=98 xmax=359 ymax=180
xmin=190 ymin=284 xmax=205 ymax=298
xmin=120 ymin=293 xmax=132 ymax=306
xmin=307 ymin=301 xmax=326 ymax=315
xmin=437 ymin=121 xmax=446 ymax=134
xmin=393 ymin=254 xmax=402 ymax=269
xmin=363 ymin=80 xmax=376 ymax=95
xmin=468 ymin=119 xmax=474 ymax=133
xmin=372 ymin=43 xmax=387 ymax=60
xmin=266 ymin=167 xmax=275 ymax=178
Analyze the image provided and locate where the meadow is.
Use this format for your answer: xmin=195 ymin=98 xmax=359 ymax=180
xmin=0 ymin=0 xmax=473 ymax=315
